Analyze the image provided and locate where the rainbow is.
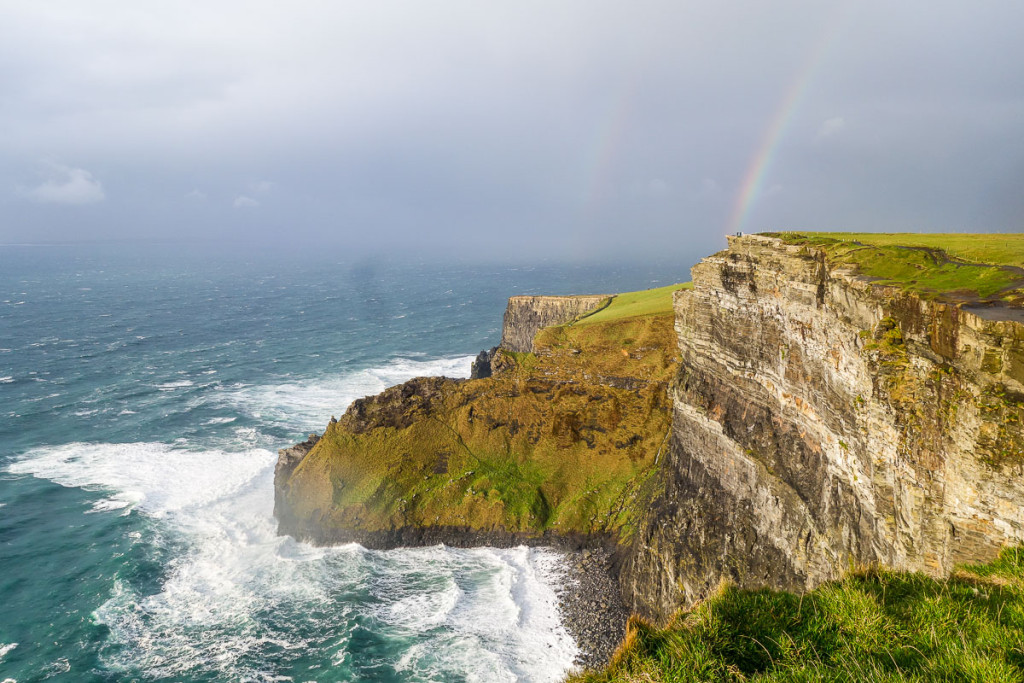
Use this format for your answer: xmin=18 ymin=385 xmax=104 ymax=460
xmin=580 ymin=86 xmax=635 ymax=220
xmin=726 ymin=9 xmax=848 ymax=236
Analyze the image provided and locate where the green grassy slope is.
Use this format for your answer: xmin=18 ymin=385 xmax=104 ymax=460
xmin=772 ymin=232 xmax=1024 ymax=303
xmin=797 ymin=232 xmax=1024 ymax=269
xmin=576 ymin=282 xmax=693 ymax=325
xmin=571 ymin=547 xmax=1024 ymax=682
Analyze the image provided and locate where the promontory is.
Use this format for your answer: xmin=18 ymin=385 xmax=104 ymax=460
xmin=276 ymin=233 xmax=1024 ymax=681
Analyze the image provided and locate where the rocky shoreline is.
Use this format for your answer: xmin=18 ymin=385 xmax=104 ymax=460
xmin=556 ymin=548 xmax=630 ymax=672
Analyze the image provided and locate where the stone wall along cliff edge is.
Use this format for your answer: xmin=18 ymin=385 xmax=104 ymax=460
xmin=500 ymin=295 xmax=610 ymax=352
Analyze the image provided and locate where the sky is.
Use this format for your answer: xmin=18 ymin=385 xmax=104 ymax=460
xmin=1 ymin=1 xmax=1022 ymax=261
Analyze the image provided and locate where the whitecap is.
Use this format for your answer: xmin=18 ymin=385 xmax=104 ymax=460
xmin=7 ymin=442 xmax=272 ymax=517
xmin=8 ymin=441 xmax=576 ymax=681
xmin=204 ymin=416 xmax=237 ymax=425
xmin=0 ymin=376 xmax=13 ymax=384
xmin=0 ymin=642 xmax=15 ymax=661
xmin=381 ymin=574 xmax=462 ymax=632
xmin=87 ymin=497 xmax=136 ymax=514
xmin=216 ymin=354 xmax=475 ymax=433
xmin=157 ymin=380 xmax=194 ymax=391
xmin=365 ymin=544 xmax=578 ymax=682
xmin=43 ymin=658 xmax=70 ymax=675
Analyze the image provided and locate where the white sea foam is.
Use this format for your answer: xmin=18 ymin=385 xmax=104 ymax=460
xmin=156 ymin=380 xmax=194 ymax=391
xmin=0 ymin=642 xmax=16 ymax=661
xmin=380 ymin=545 xmax=578 ymax=682
xmin=87 ymin=498 xmax=134 ymax=514
xmin=0 ymin=376 xmax=13 ymax=384
xmin=9 ymin=439 xmax=576 ymax=681
xmin=218 ymin=354 xmax=475 ymax=432
xmin=8 ymin=443 xmax=271 ymax=517
xmin=203 ymin=416 xmax=236 ymax=425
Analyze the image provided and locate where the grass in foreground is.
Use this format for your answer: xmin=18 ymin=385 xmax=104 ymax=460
xmin=773 ymin=232 xmax=1024 ymax=302
xmin=570 ymin=546 xmax=1024 ymax=682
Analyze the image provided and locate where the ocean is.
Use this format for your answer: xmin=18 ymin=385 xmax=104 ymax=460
xmin=0 ymin=243 xmax=691 ymax=682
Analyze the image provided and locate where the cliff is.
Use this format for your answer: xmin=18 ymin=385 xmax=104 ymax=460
xmin=622 ymin=234 xmax=1024 ymax=619
xmin=501 ymin=295 xmax=610 ymax=352
xmin=274 ymin=285 xmax=683 ymax=549
xmin=274 ymin=233 xmax=1024 ymax=635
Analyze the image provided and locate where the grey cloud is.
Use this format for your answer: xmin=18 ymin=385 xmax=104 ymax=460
xmin=0 ymin=1 xmax=1021 ymax=256
xmin=20 ymin=163 xmax=105 ymax=205
xmin=233 ymin=195 xmax=259 ymax=209
xmin=816 ymin=117 xmax=846 ymax=140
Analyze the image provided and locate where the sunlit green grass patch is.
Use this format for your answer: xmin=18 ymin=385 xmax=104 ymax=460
xmin=570 ymin=547 xmax=1024 ymax=682
xmin=795 ymin=232 xmax=1024 ymax=269
xmin=773 ymin=233 xmax=1024 ymax=301
xmin=575 ymin=282 xmax=692 ymax=325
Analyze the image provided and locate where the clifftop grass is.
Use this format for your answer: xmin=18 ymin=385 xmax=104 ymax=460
xmin=576 ymin=282 xmax=692 ymax=325
xmin=772 ymin=232 xmax=1024 ymax=303
xmin=793 ymin=232 xmax=1024 ymax=269
xmin=280 ymin=283 xmax=686 ymax=541
xmin=572 ymin=546 xmax=1024 ymax=682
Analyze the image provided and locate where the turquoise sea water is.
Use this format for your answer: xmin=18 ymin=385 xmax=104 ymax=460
xmin=0 ymin=244 xmax=692 ymax=682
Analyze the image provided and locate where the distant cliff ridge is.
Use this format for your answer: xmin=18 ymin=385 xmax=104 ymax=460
xmin=500 ymin=295 xmax=610 ymax=352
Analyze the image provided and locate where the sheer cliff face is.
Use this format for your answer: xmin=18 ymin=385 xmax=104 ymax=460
xmin=501 ymin=295 xmax=609 ymax=352
xmin=623 ymin=235 xmax=1024 ymax=619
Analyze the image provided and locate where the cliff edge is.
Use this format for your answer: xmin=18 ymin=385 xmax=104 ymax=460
xmin=500 ymin=294 xmax=610 ymax=352
xmin=274 ymin=286 xmax=683 ymax=551
xmin=274 ymin=233 xmax=1024 ymax=634
xmin=623 ymin=234 xmax=1024 ymax=619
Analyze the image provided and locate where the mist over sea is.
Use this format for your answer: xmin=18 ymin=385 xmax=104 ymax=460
xmin=0 ymin=243 xmax=691 ymax=682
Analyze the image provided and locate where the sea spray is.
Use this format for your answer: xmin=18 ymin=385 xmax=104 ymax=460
xmin=1 ymin=248 xmax=683 ymax=681
xmin=11 ymin=442 xmax=576 ymax=680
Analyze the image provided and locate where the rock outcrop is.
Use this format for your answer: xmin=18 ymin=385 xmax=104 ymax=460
xmin=500 ymin=295 xmax=610 ymax=352
xmin=469 ymin=346 xmax=497 ymax=379
xmin=275 ymin=432 xmax=321 ymax=535
xmin=622 ymin=234 xmax=1024 ymax=619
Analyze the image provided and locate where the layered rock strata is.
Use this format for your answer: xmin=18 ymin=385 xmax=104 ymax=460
xmin=500 ymin=295 xmax=609 ymax=352
xmin=622 ymin=235 xmax=1024 ymax=619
